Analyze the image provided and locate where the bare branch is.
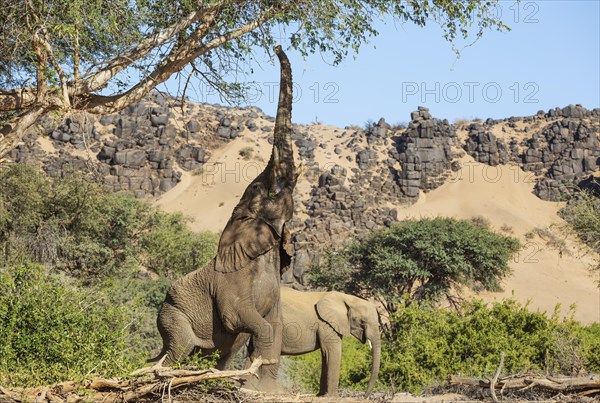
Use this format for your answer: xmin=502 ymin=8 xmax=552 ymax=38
xmin=0 ymin=88 xmax=38 ymax=112
xmin=32 ymin=33 xmax=48 ymax=104
xmin=38 ymin=29 xmax=71 ymax=108
xmin=490 ymin=352 xmax=505 ymax=403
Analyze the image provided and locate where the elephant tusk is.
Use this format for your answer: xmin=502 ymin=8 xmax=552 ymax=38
xmin=368 ymin=339 xmax=372 ymax=350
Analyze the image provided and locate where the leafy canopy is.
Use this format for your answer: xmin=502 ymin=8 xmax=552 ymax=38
xmin=0 ymin=0 xmax=510 ymax=155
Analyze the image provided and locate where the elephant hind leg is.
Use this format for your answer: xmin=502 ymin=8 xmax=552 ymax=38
xmin=157 ymin=305 xmax=201 ymax=366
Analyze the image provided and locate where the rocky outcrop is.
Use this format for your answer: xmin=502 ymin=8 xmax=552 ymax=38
xmin=7 ymin=94 xmax=264 ymax=198
xmin=464 ymin=124 xmax=515 ymax=166
xmin=5 ymin=96 xmax=598 ymax=286
xmin=286 ymin=105 xmax=599 ymax=284
xmin=526 ymin=114 xmax=600 ymax=201
xmin=391 ymin=107 xmax=461 ymax=198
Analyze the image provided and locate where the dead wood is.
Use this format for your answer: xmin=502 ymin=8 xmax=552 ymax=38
xmin=0 ymin=357 xmax=262 ymax=403
xmin=449 ymin=372 xmax=600 ymax=398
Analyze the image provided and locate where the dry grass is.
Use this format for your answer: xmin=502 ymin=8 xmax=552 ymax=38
xmin=239 ymin=147 xmax=254 ymax=160
xmin=533 ymin=226 xmax=569 ymax=256
xmin=470 ymin=215 xmax=491 ymax=229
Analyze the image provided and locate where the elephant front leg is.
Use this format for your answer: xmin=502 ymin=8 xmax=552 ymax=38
xmin=317 ymin=332 xmax=343 ymax=396
xmin=223 ymin=304 xmax=278 ymax=365
xmin=255 ymin=302 xmax=283 ymax=392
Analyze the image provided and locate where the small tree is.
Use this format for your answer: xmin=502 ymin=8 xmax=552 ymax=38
xmin=559 ymin=189 xmax=600 ymax=281
xmin=310 ymin=217 xmax=520 ymax=305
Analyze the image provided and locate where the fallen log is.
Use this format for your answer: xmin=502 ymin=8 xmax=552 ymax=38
xmin=449 ymin=373 xmax=600 ymax=396
xmin=0 ymin=357 xmax=262 ymax=402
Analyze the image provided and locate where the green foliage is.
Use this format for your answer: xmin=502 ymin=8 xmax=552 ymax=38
xmin=288 ymin=300 xmax=600 ymax=395
xmin=0 ymin=263 xmax=145 ymax=386
xmin=0 ymin=165 xmax=220 ymax=386
xmin=0 ymin=1 xmax=509 ymax=97
xmin=100 ymin=275 xmax=172 ymax=357
xmin=380 ymin=300 xmax=600 ymax=393
xmin=140 ymin=211 xmax=218 ymax=276
xmin=310 ymin=217 xmax=520 ymax=302
xmin=559 ymin=189 xmax=600 ymax=276
xmin=0 ymin=164 xmax=217 ymax=278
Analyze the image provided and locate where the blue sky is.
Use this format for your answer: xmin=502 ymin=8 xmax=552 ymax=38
xmin=166 ymin=1 xmax=600 ymax=127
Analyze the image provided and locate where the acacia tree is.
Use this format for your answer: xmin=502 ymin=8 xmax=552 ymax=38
xmin=309 ymin=218 xmax=521 ymax=309
xmin=0 ymin=0 xmax=508 ymax=157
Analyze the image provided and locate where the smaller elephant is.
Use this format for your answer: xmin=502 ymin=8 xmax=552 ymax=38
xmin=232 ymin=287 xmax=381 ymax=397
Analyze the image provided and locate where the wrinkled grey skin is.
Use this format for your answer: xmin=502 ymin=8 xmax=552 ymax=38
xmin=150 ymin=46 xmax=296 ymax=380
xmin=230 ymin=288 xmax=382 ymax=397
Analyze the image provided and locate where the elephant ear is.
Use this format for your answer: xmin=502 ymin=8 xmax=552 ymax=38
xmin=315 ymin=292 xmax=351 ymax=336
xmin=215 ymin=216 xmax=279 ymax=273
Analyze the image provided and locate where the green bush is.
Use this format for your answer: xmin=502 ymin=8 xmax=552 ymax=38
xmin=559 ymin=189 xmax=600 ymax=251
xmin=0 ymin=263 xmax=146 ymax=386
xmin=140 ymin=211 xmax=218 ymax=276
xmin=0 ymin=164 xmax=220 ymax=386
xmin=310 ymin=217 xmax=521 ymax=302
xmin=382 ymin=300 xmax=599 ymax=393
xmin=559 ymin=189 xmax=600 ymax=277
xmin=0 ymin=164 xmax=218 ymax=278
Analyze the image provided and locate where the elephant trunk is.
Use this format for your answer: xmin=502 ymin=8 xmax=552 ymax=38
xmin=365 ymin=332 xmax=381 ymax=398
xmin=270 ymin=45 xmax=295 ymax=186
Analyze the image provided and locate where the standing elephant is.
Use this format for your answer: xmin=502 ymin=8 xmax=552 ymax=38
xmin=150 ymin=46 xmax=297 ymax=378
xmin=235 ymin=288 xmax=382 ymax=397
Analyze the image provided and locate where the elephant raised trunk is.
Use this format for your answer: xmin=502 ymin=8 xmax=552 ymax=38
xmin=365 ymin=331 xmax=381 ymax=397
xmin=271 ymin=45 xmax=295 ymax=187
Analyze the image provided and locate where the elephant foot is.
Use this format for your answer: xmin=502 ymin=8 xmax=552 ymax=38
xmin=317 ymin=391 xmax=339 ymax=398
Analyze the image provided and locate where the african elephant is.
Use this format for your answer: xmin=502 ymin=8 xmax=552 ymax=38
xmin=233 ymin=288 xmax=381 ymax=397
xmin=149 ymin=46 xmax=297 ymax=380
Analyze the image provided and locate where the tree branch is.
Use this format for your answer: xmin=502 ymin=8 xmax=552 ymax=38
xmin=38 ymin=29 xmax=71 ymax=108
xmin=32 ymin=33 xmax=48 ymax=104
xmin=79 ymin=4 xmax=283 ymax=114
xmin=0 ymin=88 xmax=38 ymax=111
xmin=72 ymin=2 xmax=237 ymax=96
xmin=0 ymin=105 xmax=49 ymax=157
xmin=490 ymin=352 xmax=504 ymax=403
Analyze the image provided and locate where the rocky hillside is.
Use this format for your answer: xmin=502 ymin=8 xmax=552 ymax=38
xmin=5 ymin=96 xmax=600 ymax=320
